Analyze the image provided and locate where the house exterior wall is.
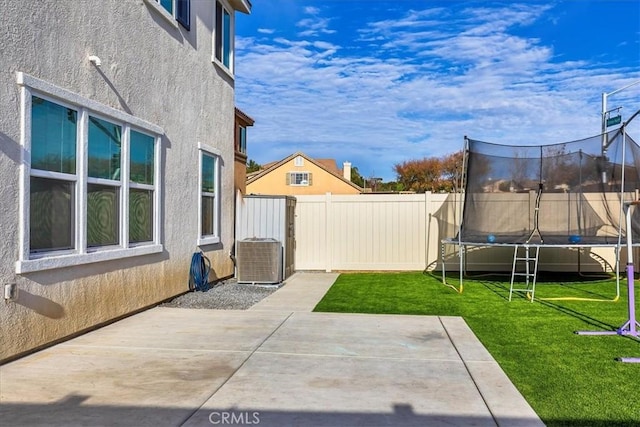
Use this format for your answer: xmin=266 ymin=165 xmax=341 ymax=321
xmin=247 ymin=158 xmax=361 ymax=195
xmin=234 ymin=152 xmax=248 ymax=194
xmin=0 ymin=0 xmax=243 ymax=362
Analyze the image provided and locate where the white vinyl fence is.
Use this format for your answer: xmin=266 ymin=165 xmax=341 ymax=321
xmin=294 ymin=193 xmax=456 ymax=271
xmin=292 ymin=192 xmax=618 ymax=273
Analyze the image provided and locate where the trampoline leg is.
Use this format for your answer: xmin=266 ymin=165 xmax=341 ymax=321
xmin=441 ymin=241 xmax=446 ymax=285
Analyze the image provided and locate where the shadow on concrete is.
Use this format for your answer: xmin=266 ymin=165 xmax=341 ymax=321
xmin=0 ymin=398 xmax=560 ymax=427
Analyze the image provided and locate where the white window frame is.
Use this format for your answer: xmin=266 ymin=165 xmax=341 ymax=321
xmin=128 ymin=128 xmax=158 ymax=247
xmin=144 ymin=0 xmax=180 ymax=29
xmin=238 ymin=125 xmax=247 ymax=155
xmin=288 ymin=171 xmax=311 ymax=186
xmin=198 ymin=142 xmax=221 ymax=246
xmin=144 ymin=0 xmax=190 ymax=30
xmin=16 ymin=72 xmax=163 ymax=274
xmin=294 ymin=156 xmax=304 ymax=167
xmin=213 ymin=0 xmax=235 ymax=75
xmin=86 ymin=113 xmax=125 ymax=249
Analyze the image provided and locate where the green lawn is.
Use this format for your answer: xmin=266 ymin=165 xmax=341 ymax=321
xmin=313 ymin=271 xmax=640 ymax=427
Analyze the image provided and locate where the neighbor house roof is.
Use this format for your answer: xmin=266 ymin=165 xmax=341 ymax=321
xmin=235 ymin=107 xmax=254 ymax=126
xmin=315 ymin=159 xmax=340 ymax=174
xmin=247 ymin=152 xmax=363 ymax=192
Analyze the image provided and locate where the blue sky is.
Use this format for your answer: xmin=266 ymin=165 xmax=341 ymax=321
xmin=235 ymin=1 xmax=640 ymax=182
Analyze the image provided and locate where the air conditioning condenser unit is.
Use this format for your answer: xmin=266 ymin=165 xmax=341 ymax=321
xmin=236 ymin=238 xmax=283 ymax=284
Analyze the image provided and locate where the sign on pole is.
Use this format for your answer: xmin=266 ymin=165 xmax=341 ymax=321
xmin=606 ymin=115 xmax=622 ymax=127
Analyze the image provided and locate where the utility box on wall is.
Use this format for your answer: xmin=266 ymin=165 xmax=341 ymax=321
xmin=236 ymin=238 xmax=282 ymax=284
xmin=236 ymin=195 xmax=296 ymax=279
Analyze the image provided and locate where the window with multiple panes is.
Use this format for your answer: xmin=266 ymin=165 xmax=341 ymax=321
xmin=286 ymin=172 xmax=312 ymax=186
xmin=214 ymin=0 xmax=233 ymax=71
xmin=147 ymin=0 xmax=190 ymax=30
xmin=17 ymin=73 xmax=163 ymax=273
xmin=198 ymin=144 xmax=221 ymax=245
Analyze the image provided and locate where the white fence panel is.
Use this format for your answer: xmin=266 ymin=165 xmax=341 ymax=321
xmin=330 ymin=194 xmax=425 ymax=270
xmin=237 ymin=195 xmax=288 ymax=241
xmin=295 ymin=193 xmax=452 ymax=271
xmin=294 ymin=195 xmax=329 ymax=270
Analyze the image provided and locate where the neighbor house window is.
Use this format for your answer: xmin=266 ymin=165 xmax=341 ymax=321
xmin=147 ymin=0 xmax=190 ymax=30
xmin=199 ymin=144 xmax=221 ymax=245
xmin=237 ymin=125 xmax=247 ymax=154
xmin=287 ymin=172 xmax=312 ymax=186
xmin=214 ymin=0 xmax=233 ymax=71
xmin=16 ymin=73 xmax=163 ymax=273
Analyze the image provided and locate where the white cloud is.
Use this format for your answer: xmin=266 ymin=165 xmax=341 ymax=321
xmin=304 ymin=6 xmax=320 ymax=15
xmin=296 ymin=6 xmax=335 ymax=37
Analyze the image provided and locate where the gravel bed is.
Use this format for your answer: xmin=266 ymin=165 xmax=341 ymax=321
xmin=160 ymin=278 xmax=280 ymax=310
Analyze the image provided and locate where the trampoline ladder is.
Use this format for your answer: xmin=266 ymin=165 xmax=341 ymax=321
xmin=509 ymin=245 xmax=540 ymax=302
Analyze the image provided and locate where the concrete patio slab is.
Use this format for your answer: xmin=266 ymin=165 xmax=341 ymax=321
xmin=258 ymin=312 xmax=461 ymax=360
xmin=0 ymin=345 xmax=249 ymax=426
xmin=0 ymin=272 xmax=545 ymax=427
xmin=250 ymin=272 xmax=339 ymax=311
xmin=440 ymin=316 xmax=495 ymax=361
xmin=439 ymin=316 xmax=543 ymax=426
xmin=63 ymin=308 xmax=291 ymax=352
xmin=183 ymin=352 xmax=495 ymax=427
xmin=466 ymin=361 xmax=544 ymax=427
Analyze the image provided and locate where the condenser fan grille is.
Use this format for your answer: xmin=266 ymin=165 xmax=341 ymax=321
xmin=237 ymin=238 xmax=282 ymax=284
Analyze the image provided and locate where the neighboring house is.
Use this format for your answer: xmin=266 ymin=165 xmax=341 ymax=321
xmin=234 ymin=107 xmax=255 ymax=195
xmin=247 ymin=152 xmax=363 ymax=195
xmin=0 ymin=0 xmax=251 ymax=362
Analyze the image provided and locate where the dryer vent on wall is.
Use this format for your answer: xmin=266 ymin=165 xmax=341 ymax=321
xmin=236 ymin=238 xmax=283 ymax=284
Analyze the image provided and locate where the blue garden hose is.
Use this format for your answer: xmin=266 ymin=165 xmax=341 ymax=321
xmin=189 ymin=251 xmax=211 ymax=292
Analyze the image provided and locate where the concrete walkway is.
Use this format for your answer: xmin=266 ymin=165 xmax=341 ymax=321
xmin=0 ymin=272 xmax=544 ymax=426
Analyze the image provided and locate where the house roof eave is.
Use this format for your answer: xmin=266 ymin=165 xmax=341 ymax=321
xmin=235 ymin=107 xmax=255 ymax=126
xmin=229 ymin=0 xmax=252 ymax=14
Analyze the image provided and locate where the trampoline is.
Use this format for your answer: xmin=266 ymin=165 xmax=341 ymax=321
xmin=439 ymin=112 xmax=640 ymax=302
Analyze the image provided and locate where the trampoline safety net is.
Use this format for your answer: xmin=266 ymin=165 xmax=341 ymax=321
xmin=460 ymin=128 xmax=640 ymax=245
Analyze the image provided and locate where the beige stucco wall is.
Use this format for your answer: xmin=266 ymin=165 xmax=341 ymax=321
xmin=247 ymin=158 xmax=361 ymax=195
xmin=0 ymin=0 xmax=239 ymax=362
